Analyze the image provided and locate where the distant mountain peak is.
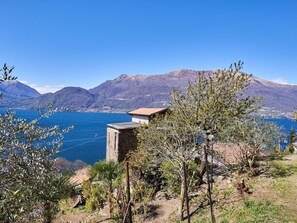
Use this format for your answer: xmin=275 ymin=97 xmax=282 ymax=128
xmin=1 ymin=69 xmax=297 ymax=117
xmin=0 ymin=80 xmax=40 ymax=100
xmin=1 ymin=80 xmax=18 ymax=86
xmin=117 ymin=74 xmax=129 ymax=79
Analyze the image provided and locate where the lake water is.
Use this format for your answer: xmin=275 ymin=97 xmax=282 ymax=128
xmin=1 ymin=109 xmax=297 ymax=164
xmin=0 ymin=109 xmax=130 ymax=164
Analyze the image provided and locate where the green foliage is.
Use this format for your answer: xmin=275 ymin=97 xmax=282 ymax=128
xmin=90 ymin=160 xmax=124 ymax=217
xmin=160 ymin=161 xmax=200 ymax=196
xmin=170 ymin=61 xmax=262 ymax=132
xmin=194 ymin=199 xmax=284 ymax=223
xmin=289 ymin=126 xmax=295 ymax=144
xmin=0 ymin=63 xmax=18 ymax=82
xmin=91 ymin=160 xmax=123 ymax=188
xmin=220 ymin=117 xmax=283 ymax=173
xmin=135 ymin=62 xmax=262 ymax=221
xmin=0 ymin=63 xmax=18 ymax=98
xmin=268 ymin=160 xmax=297 ymax=178
xmin=160 ymin=161 xmax=181 ymax=195
xmin=288 ymin=144 xmax=295 ymax=154
xmin=131 ymin=180 xmax=154 ymax=218
xmin=129 ymin=138 xmax=164 ymax=190
xmin=82 ymin=181 xmax=106 ymax=211
xmin=0 ymin=110 xmax=73 ymax=223
xmin=236 ymin=199 xmax=282 ymax=223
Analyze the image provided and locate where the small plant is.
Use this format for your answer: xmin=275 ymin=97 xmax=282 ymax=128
xmin=288 ymin=144 xmax=295 ymax=154
xmin=82 ymin=181 xmax=106 ymax=211
xmin=90 ymin=161 xmax=124 ymax=218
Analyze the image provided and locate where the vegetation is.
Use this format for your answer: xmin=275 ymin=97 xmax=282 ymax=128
xmin=3 ymin=62 xmax=296 ymax=223
xmin=220 ymin=117 xmax=283 ymax=175
xmin=0 ymin=64 xmax=73 ymax=223
xmin=0 ymin=63 xmax=17 ymax=98
xmin=287 ymin=126 xmax=296 ymax=153
xmin=90 ymin=160 xmax=124 ymax=218
xmin=132 ymin=61 xmax=263 ymax=222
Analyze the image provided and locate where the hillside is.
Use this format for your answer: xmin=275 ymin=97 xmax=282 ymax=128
xmin=0 ymin=80 xmax=40 ymax=100
xmin=1 ymin=70 xmax=297 ymax=116
xmin=55 ymin=154 xmax=297 ymax=223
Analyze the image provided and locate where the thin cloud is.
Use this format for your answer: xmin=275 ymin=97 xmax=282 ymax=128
xmin=271 ymin=78 xmax=291 ymax=85
xmin=19 ymin=80 xmax=64 ymax=94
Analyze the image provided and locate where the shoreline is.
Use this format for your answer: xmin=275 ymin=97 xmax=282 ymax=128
xmin=0 ymin=107 xmax=294 ymax=119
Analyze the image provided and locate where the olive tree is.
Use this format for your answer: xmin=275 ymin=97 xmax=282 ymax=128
xmin=0 ymin=64 xmax=73 ymax=223
xmin=136 ymin=112 xmax=202 ymax=221
xmin=220 ymin=117 xmax=283 ymax=174
xmin=170 ymin=61 xmax=261 ymax=222
xmin=0 ymin=63 xmax=17 ymax=97
xmin=136 ymin=61 xmax=262 ymax=222
xmin=0 ymin=110 xmax=73 ymax=223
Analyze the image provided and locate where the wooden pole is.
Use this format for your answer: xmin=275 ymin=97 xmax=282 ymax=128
xmin=205 ymin=134 xmax=216 ymax=223
xmin=183 ymin=161 xmax=191 ymax=223
xmin=126 ymin=161 xmax=132 ymax=223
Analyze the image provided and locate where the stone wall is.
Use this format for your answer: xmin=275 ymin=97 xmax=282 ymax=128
xmin=106 ymin=127 xmax=138 ymax=162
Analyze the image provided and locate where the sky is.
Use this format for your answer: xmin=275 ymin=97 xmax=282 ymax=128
xmin=0 ymin=0 xmax=297 ymax=93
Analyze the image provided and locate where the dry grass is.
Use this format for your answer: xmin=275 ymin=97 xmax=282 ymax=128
xmin=190 ymin=154 xmax=297 ymax=223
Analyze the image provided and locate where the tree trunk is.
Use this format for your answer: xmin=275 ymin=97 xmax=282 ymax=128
xmin=126 ymin=161 xmax=132 ymax=223
xmin=179 ymin=181 xmax=185 ymax=221
xmin=210 ymin=143 xmax=214 ymax=191
xmin=109 ymin=182 xmax=113 ymax=218
xmin=183 ymin=161 xmax=191 ymax=223
xmin=42 ymin=201 xmax=53 ymax=223
xmin=248 ymin=156 xmax=255 ymax=175
xmin=204 ymin=143 xmax=216 ymax=223
xmin=199 ymin=160 xmax=206 ymax=183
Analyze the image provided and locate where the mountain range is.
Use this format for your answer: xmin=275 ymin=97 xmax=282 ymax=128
xmin=1 ymin=70 xmax=296 ymax=117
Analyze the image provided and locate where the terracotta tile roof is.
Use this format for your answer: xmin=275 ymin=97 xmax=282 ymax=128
xmin=70 ymin=166 xmax=92 ymax=185
xmin=128 ymin=108 xmax=167 ymax=116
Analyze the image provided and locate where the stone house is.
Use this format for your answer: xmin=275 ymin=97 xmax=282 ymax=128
xmin=106 ymin=108 xmax=167 ymax=162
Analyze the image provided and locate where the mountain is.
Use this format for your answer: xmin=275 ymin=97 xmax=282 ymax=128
xmin=1 ymin=70 xmax=297 ymax=116
xmin=2 ymin=87 xmax=95 ymax=110
xmin=247 ymin=76 xmax=297 ymax=113
xmin=0 ymin=80 xmax=40 ymax=100
xmin=88 ymin=70 xmax=201 ymax=110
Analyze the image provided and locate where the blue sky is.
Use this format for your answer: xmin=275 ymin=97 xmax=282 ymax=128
xmin=1 ymin=0 xmax=296 ymax=93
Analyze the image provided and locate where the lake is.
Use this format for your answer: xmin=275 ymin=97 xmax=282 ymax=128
xmin=1 ymin=109 xmax=297 ymax=164
xmin=0 ymin=109 xmax=130 ymax=164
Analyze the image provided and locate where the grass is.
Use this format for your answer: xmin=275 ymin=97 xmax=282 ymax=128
xmin=193 ymin=199 xmax=285 ymax=223
xmin=191 ymin=154 xmax=297 ymax=223
xmin=233 ymin=199 xmax=283 ymax=223
xmin=268 ymin=159 xmax=297 ymax=178
xmin=271 ymin=178 xmax=292 ymax=196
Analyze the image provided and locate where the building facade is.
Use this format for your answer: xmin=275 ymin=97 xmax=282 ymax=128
xmin=106 ymin=108 xmax=167 ymax=162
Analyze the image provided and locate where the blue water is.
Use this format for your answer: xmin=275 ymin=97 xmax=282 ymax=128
xmin=1 ymin=109 xmax=297 ymax=164
xmin=0 ymin=109 xmax=130 ymax=164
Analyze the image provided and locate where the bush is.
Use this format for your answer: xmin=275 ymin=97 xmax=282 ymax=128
xmin=288 ymin=144 xmax=295 ymax=154
xmin=160 ymin=160 xmax=200 ymax=196
xmin=82 ymin=181 xmax=106 ymax=211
